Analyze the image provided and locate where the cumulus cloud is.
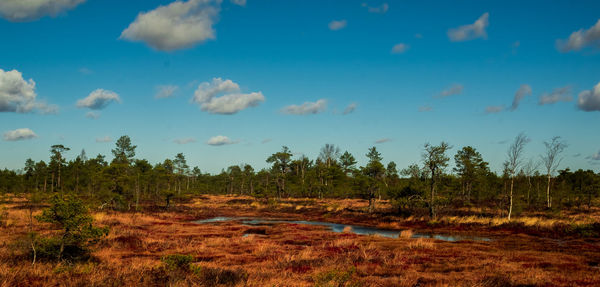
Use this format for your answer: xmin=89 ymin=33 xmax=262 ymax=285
xmin=577 ymin=82 xmax=600 ymax=112
xmin=230 ymin=0 xmax=246 ymax=6
xmin=485 ymin=105 xmax=504 ymax=114
xmin=448 ymin=12 xmax=489 ymax=42
xmin=96 ymin=136 xmax=111 ymax=143
xmin=510 ymin=84 xmax=532 ymax=111
xmin=281 ymin=99 xmax=327 ymax=115
xmin=328 ymin=20 xmax=347 ymax=31
xmin=174 ymin=138 xmax=196 ymax=144
xmin=343 ymin=103 xmax=357 ymax=115
xmin=364 ymin=3 xmax=388 ymax=14
xmin=538 ymin=86 xmax=572 ymax=105
xmin=375 ymin=138 xmax=391 ymax=144
xmin=77 ymin=89 xmax=121 ymax=110
xmin=85 ymin=111 xmax=100 ymax=119
xmin=391 ymin=43 xmax=409 ymax=54
xmin=439 ymin=84 xmax=463 ymax=98
xmin=155 ymin=85 xmax=178 ymax=99
xmin=207 ymin=135 xmax=237 ymax=146
xmin=419 ymin=105 xmax=432 ymax=112
xmin=0 ymin=69 xmax=57 ymax=114
xmin=3 ymin=128 xmax=37 ymax=141
xmin=120 ymin=0 xmax=220 ymax=51
xmin=0 ymin=0 xmax=84 ymax=22
xmin=192 ymin=78 xmax=264 ymax=114
xmin=557 ymin=19 xmax=600 ymax=52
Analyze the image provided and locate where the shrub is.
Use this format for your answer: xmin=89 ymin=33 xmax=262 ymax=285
xmin=161 ymin=254 xmax=194 ymax=271
xmin=314 ymin=267 xmax=358 ymax=287
xmin=35 ymin=193 xmax=109 ymax=262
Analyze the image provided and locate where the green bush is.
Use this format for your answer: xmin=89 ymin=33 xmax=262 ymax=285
xmin=35 ymin=193 xmax=108 ymax=262
xmin=161 ymin=254 xmax=194 ymax=271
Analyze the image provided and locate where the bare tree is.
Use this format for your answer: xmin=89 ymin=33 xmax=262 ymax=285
xmin=541 ymin=136 xmax=567 ymax=208
xmin=505 ymin=133 xmax=528 ymax=221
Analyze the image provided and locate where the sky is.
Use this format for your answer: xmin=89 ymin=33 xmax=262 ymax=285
xmin=1 ymin=0 xmax=599 ymax=174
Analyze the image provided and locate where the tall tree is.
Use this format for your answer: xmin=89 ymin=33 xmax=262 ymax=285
xmin=505 ymin=133 xmax=528 ymax=221
xmin=362 ymin=147 xmax=385 ymax=213
xmin=50 ymin=145 xmax=70 ymax=192
xmin=173 ymin=153 xmax=189 ymax=195
xmin=541 ymin=136 xmax=567 ymax=208
xmin=339 ymin=151 xmax=357 ymax=175
xmin=422 ymin=142 xmax=451 ymax=219
xmin=111 ymin=136 xmax=136 ymax=164
xmin=453 ymin=146 xmax=489 ymax=202
xmin=266 ymin=146 xmax=293 ymax=198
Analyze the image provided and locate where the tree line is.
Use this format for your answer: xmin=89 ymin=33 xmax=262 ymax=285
xmin=1 ymin=134 xmax=599 ymax=219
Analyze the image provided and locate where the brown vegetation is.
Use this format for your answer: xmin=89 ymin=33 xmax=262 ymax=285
xmin=1 ymin=194 xmax=600 ymax=286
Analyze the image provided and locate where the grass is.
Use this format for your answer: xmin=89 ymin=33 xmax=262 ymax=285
xmin=0 ymin=194 xmax=599 ymax=286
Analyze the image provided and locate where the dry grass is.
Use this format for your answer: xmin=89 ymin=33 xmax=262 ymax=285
xmin=0 ymin=194 xmax=599 ymax=286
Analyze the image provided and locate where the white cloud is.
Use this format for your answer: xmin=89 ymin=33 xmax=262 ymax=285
xmin=0 ymin=68 xmax=57 ymax=114
xmin=230 ymin=0 xmax=246 ymax=6
xmin=391 ymin=43 xmax=409 ymax=54
xmin=343 ymin=103 xmax=357 ymax=115
xmin=207 ymin=135 xmax=237 ymax=146
xmin=79 ymin=67 xmax=93 ymax=75
xmin=0 ymin=0 xmax=85 ymax=22
xmin=375 ymin=138 xmax=391 ymax=144
xmin=589 ymin=150 xmax=600 ymax=161
xmin=3 ymin=128 xmax=37 ymax=141
xmin=439 ymin=84 xmax=463 ymax=98
xmin=328 ymin=20 xmax=347 ymax=31
xmin=96 ymin=136 xmax=111 ymax=143
xmin=155 ymin=85 xmax=178 ymax=99
xmin=448 ymin=12 xmax=489 ymax=42
xmin=557 ymin=19 xmax=600 ymax=52
xmin=281 ymin=99 xmax=327 ymax=115
xmin=419 ymin=105 xmax=432 ymax=112
xmin=77 ymin=89 xmax=121 ymax=110
xmin=539 ymin=86 xmax=572 ymax=105
xmin=261 ymin=138 xmax=272 ymax=144
xmin=485 ymin=105 xmax=504 ymax=114
xmin=174 ymin=138 xmax=196 ymax=144
xmin=366 ymin=3 xmax=388 ymax=14
xmin=510 ymin=84 xmax=532 ymax=111
xmin=192 ymin=78 xmax=265 ymax=114
xmin=120 ymin=0 xmax=220 ymax=51
xmin=577 ymin=82 xmax=600 ymax=112
xmin=85 ymin=111 xmax=100 ymax=119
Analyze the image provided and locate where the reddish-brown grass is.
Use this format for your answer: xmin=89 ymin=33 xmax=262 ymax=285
xmin=0 ymin=194 xmax=599 ymax=286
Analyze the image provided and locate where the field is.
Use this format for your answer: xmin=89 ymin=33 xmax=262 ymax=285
xmin=1 ymin=195 xmax=600 ymax=286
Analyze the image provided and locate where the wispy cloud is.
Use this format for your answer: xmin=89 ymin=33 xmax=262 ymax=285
xmin=586 ymin=150 xmax=600 ymax=161
xmin=0 ymin=69 xmax=57 ymax=114
xmin=448 ymin=12 xmax=489 ymax=42
xmin=343 ymin=103 xmax=357 ymax=115
xmin=438 ymin=84 xmax=463 ymax=98
xmin=85 ymin=111 xmax=100 ymax=119
xmin=155 ymin=85 xmax=178 ymax=99
xmin=375 ymin=138 xmax=391 ymax=144
xmin=419 ymin=105 xmax=432 ymax=112
xmin=96 ymin=136 xmax=111 ymax=143
xmin=363 ymin=3 xmax=388 ymax=14
xmin=207 ymin=135 xmax=238 ymax=146
xmin=230 ymin=0 xmax=246 ymax=6
xmin=485 ymin=105 xmax=504 ymax=114
xmin=281 ymin=99 xmax=327 ymax=115
xmin=192 ymin=78 xmax=265 ymax=114
xmin=391 ymin=43 xmax=409 ymax=54
xmin=261 ymin=138 xmax=272 ymax=144
xmin=557 ymin=19 xmax=600 ymax=52
xmin=510 ymin=84 xmax=532 ymax=111
xmin=3 ymin=128 xmax=37 ymax=141
xmin=539 ymin=86 xmax=572 ymax=105
xmin=79 ymin=67 xmax=93 ymax=75
xmin=577 ymin=82 xmax=600 ymax=112
xmin=120 ymin=0 xmax=220 ymax=51
xmin=174 ymin=138 xmax=196 ymax=144
xmin=328 ymin=20 xmax=347 ymax=31
xmin=0 ymin=0 xmax=85 ymax=22
xmin=77 ymin=89 xmax=121 ymax=110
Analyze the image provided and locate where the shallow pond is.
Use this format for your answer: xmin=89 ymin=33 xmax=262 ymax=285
xmin=195 ymin=217 xmax=490 ymax=242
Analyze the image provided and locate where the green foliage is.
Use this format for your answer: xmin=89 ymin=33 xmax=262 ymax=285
xmin=314 ymin=267 xmax=359 ymax=287
xmin=35 ymin=193 xmax=108 ymax=261
xmin=161 ymin=254 xmax=194 ymax=271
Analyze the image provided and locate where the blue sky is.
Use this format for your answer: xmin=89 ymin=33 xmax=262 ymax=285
xmin=1 ymin=0 xmax=599 ymax=174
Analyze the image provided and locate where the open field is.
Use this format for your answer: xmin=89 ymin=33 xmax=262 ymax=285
xmin=1 ymin=195 xmax=600 ymax=286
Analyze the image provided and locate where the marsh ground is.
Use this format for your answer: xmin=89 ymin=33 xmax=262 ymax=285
xmin=1 ymin=195 xmax=599 ymax=286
